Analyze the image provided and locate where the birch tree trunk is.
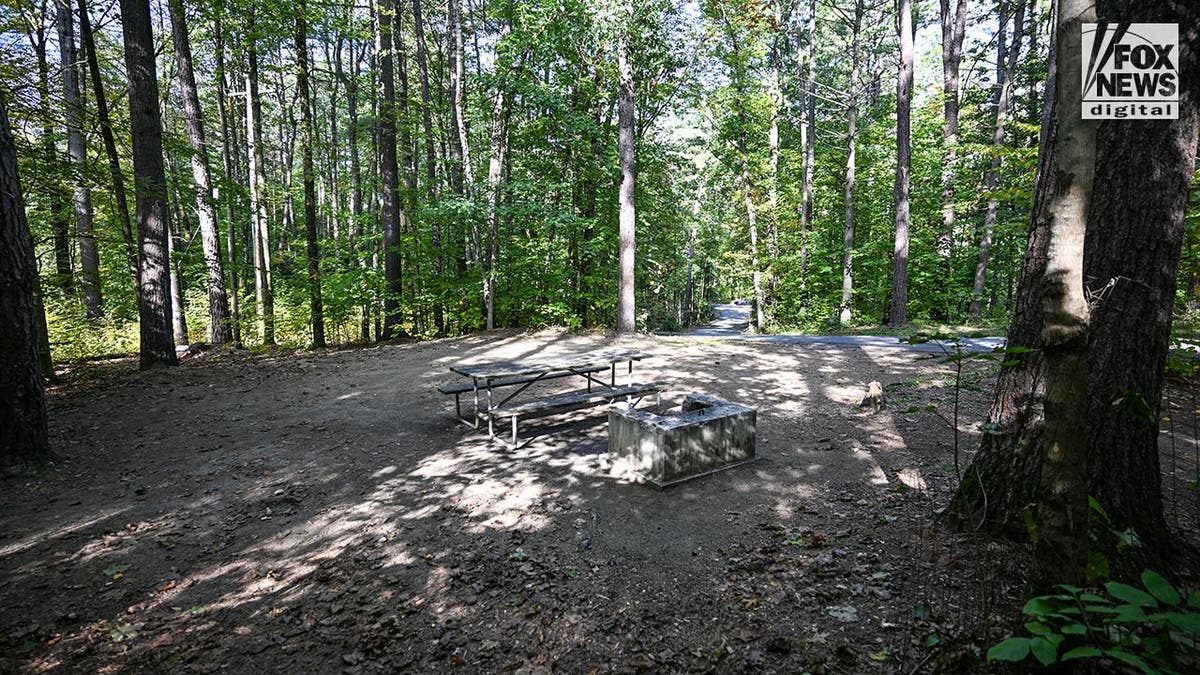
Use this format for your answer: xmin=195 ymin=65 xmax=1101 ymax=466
xmin=1032 ymin=0 xmax=1095 ymax=589
xmin=483 ymin=59 xmax=512 ymax=330
xmin=245 ymin=29 xmax=274 ymax=346
xmin=616 ymin=27 xmax=636 ymax=334
xmin=28 ymin=20 xmax=73 ymax=296
xmin=167 ymin=0 xmax=231 ymax=344
xmin=119 ymin=0 xmax=177 ymax=368
xmin=57 ymin=0 xmax=102 ymax=318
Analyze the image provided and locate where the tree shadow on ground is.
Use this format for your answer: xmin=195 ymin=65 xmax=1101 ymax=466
xmin=0 ymin=331 xmax=1093 ymax=672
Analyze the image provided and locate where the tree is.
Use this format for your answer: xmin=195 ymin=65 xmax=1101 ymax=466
xmin=483 ymin=14 xmax=513 ymax=331
xmin=840 ymin=0 xmax=863 ymax=325
xmin=969 ymin=0 xmax=1026 ymax=320
xmin=937 ymin=0 xmax=967 ymax=263
xmin=56 ymin=0 xmax=102 ymax=318
xmin=616 ymin=21 xmax=636 ymax=333
xmin=25 ymin=4 xmax=73 ymax=294
xmin=119 ymin=0 xmax=177 ymax=368
xmin=951 ymin=0 xmax=1200 ymax=573
xmin=78 ymin=0 xmax=137 ymax=291
xmin=245 ymin=17 xmax=274 ymax=346
xmin=889 ymin=0 xmax=913 ymax=325
xmin=1030 ymin=0 xmax=1094 ymax=590
xmin=295 ymin=0 xmax=325 ymax=348
xmin=0 ymin=88 xmax=52 ymax=466
xmin=379 ymin=0 xmax=405 ymax=339
xmin=166 ymin=0 xmax=232 ymax=345
xmin=798 ymin=0 xmax=816 ymax=283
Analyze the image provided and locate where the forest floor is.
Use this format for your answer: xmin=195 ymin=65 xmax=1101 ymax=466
xmin=2 ymin=329 xmax=1198 ymax=674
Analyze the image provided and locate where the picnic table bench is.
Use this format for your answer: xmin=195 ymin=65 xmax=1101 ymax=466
xmin=441 ymin=349 xmax=665 ymax=448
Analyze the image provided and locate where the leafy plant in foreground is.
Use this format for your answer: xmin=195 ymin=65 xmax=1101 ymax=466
xmin=988 ymin=570 xmax=1200 ymax=673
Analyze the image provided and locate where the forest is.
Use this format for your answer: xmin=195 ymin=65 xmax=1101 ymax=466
xmin=3 ymin=0 xmax=1200 ymax=672
xmin=2 ymin=0 xmax=1077 ymax=356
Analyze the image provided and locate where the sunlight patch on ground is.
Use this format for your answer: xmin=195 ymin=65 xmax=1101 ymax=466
xmin=897 ymin=467 xmax=928 ymax=491
xmin=0 ymin=506 xmax=132 ymax=557
xmin=851 ymin=444 xmax=891 ymax=486
xmin=823 ymin=383 xmax=866 ymax=405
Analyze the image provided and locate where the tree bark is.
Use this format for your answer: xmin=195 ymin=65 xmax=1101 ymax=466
xmin=1031 ymin=0 xmax=1095 ymax=591
xmin=213 ymin=15 xmax=241 ymax=347
xmin=57 ymin=0 xmax=102 ymax=318
xmin=937 ymin=0 xmax=967 ymax=263
xmin=951 ymin=0 xmax=1200 ymax=574
xmin=970 ymin=0 xmax=1026 ymax=319
xmin=379 ymin=0 xmax=405 ymax=339
xmin=0 ymin=89 xmax=53 ymax=467
xmin=800 ymin=0 xmax=816 ymax=284
xmin=1080 ymin=0 xmax=1200 ymax=567
xmin=411 ymin=0 xmax=443 ymax=335
xmin=245 ymin=28 xmax=274 ymax=346
xmin=616 ymin=27 xmax=636 ymax=334
xmin=840 ymin=1 xmax=862 ymax=325
xmin=889 ymin=0 xmax=913 ymax=326
xmin=29 ymin=18 xmax=73 ymax=294
xmin=78 ymin=0 xmax=137 ymax=293
xmin=295 ymin=0 xmax=325 ymax=348
xmin=119 ymin=0 xmax=177 ymax=368
xmin=167 ymin=0 xmax=231 ymax=345
xmin=449 ymin=0 xmax=473 ymax=194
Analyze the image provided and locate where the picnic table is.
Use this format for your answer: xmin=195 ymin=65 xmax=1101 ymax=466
xmin=440 ymin=348 xmax=664 ymax=448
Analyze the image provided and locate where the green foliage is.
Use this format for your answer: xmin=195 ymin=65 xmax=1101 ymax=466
xmin=988 ymin=573 xmax=1200 ymax=673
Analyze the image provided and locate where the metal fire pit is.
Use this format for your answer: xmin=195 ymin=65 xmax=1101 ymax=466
xmin=608 ymin=392 xmax=757 ymax=488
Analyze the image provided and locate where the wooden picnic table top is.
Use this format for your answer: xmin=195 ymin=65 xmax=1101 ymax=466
xmin=449 ymin=348 xmax=647 ymax=380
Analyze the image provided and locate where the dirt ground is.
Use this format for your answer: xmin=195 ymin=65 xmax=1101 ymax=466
xmin=1 ymin=330 xmax=1194 ymax=673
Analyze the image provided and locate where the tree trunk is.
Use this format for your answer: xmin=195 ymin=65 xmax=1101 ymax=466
xmin=57 ymin=0 xmax=102 ymax=318
xmin=411 ymin=0 xmax=443 ymax=335
xmin=840 ymin=2 xmax=861 ymax=326
xmin=616 ymin=27 xmax=636 ymax=334
xmin=970 ymin=0 xmax=1026 ymax=320
xmin=951 ymin=0 xmax=1200 ymax=575
xmin=483 ymin=15 xmax=514 ymax=331
xmin=78 ymin=0 xmax=137 ymax=293
xmin=379 ymin=0 xmax=405 ymax=339
xmin=30 ymin=20 xmax=73 ymax=295
xmin=167 ymin=0 xmax=231 ymax=345
xmin=346 ymin=40 xmax=370 ymax=343
xmin=295 ymin=0 xmax=325 ymax=348
xmin=119 ymin=0 xmax=177 ymax=368
xmin=167 ymin=212 xmax=189 ymax=345
xmin=765 ymin=0 xmax=782 ymax=288
xmin=947 ymin=8 xmax=1058 ymax=535
xmin=449 ymin=0 xmax=473 ymax=194
xmin=0 ymin=89 xmax=52 ymax=466
xmin=800 ymin=0 xmax=816 ymax=284
xmin=213 ymin=15 xmax=241 ymax=347
xmin=1031 ymin=0 xmax=1095 ymax=591
xmin=1080 ymin=0 xmax=1200 ymax=568
xmin=889 ymin=0 xmax=913 ymax=326
xmin=938 ymin=0 xmax=967 ymax=263
xmin=245 ymin=31 xmax=274 ymax=346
